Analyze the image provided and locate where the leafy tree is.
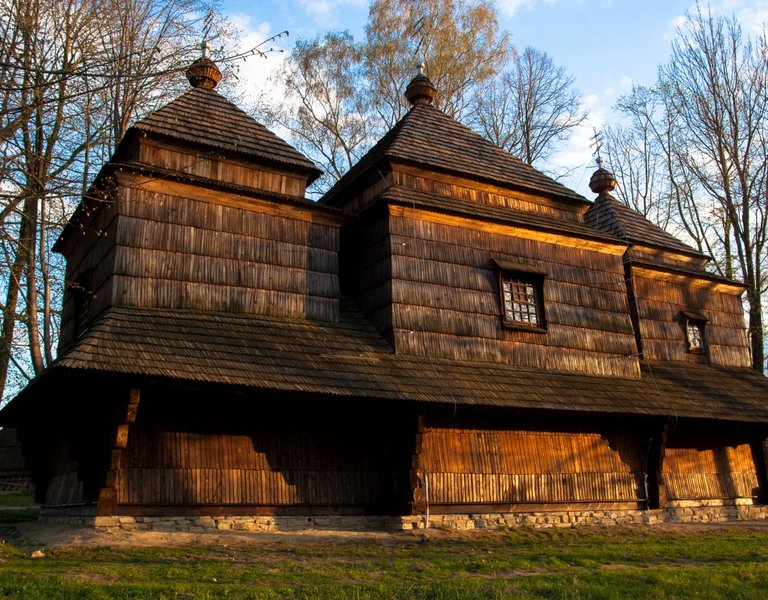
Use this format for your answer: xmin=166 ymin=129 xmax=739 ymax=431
xmin=265 ymin=0 xmax=587 ymax=190
xmin=265 ymin=31 xmax=370 ymax=194
xmin=363 ymin=0 xmax=510 ymax=127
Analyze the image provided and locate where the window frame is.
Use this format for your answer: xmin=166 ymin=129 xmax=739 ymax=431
xmin=494 ymin=260 xmax=547 ymax=333
xmin=680 ymin=310 xmax=707 ymax=354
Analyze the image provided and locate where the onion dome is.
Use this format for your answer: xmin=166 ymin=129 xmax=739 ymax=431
xmin=589 ymin=157 xmax=617 ymax=195
xmin=185 ymin=42 xmax=222 ymax=89
xmin=404 ymin=63 xmax=436 ymax=106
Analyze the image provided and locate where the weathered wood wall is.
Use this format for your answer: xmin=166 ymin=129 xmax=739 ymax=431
xmin=341 ymin=208 xmax=394 ymax=343
xmin=414 ymin=420 xmax=647 ymax=506
xmin=61 ymin=173 xmax=342 ymax=336
xmin=58 ymin=194 xmax=120 ymax=349
xmin=632 ymin=271 xmax=751 ymax=367
xmin=137 ymin=139 xmax=311 ymax=198
xmin=662 ymin=427 xmax=761 ymax=500
xmin=379 ymin=207 xmax=639 ymax=377
xmin=116 ymin=397 xmax=412 ymax=511
xmin=393 ymin=170 xmax=587 ymax=222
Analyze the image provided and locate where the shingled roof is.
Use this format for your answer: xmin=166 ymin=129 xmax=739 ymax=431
xmin=5 ymin=303 xmax=765 ymax=424
xmin=125 ymin=86 xmax=321 ymax=180
xmin=585 ymin=193 xmax=707 ymax=259
xmin=321 ymin=102 xmax=587 ymax=208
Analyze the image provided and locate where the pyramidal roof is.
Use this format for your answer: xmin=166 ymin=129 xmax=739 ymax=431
xmin=584 ymin=178 xmax=707 ymax=259
xmin=127 ymin=77 xmax=320 ymax=180
xmin=321 ymin=80 xmax=587 ymax=207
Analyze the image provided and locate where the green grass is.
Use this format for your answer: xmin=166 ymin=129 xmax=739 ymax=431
xmin=0 ymin=491 xmax=37 ymax=507
xmin=0 ymin=525 xmax=767 ymax=598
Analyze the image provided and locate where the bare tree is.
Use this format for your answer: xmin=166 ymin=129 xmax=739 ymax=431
xmin=0 ymin=0 xmax=236 ymax=403
xmin=603 ymin=86 xmax=673 ymax=229
xmin=471 ymin=46 xmax=586 ymax=168
xmin=609 ymin=6 xmax=768 ymax=370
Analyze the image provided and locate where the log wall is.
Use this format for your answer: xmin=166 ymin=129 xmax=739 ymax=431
xmin=416 ymin=424 xmax=647 ymax=505
xmin=385 ymin=209 xmax=639 ymax=376
xmin=633 ymin=272 xmax=751 ymax=367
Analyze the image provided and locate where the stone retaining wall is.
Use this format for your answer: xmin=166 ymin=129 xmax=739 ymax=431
xmin=37 ymin=502 xmax=768 ymax=532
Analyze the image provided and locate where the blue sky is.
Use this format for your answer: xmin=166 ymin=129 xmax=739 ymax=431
xmin=221 ymin=0 xmax=768 ymax=196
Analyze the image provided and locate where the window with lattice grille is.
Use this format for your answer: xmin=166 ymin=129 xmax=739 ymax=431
xmin=494 ymin=260 xmax=547 ymax=332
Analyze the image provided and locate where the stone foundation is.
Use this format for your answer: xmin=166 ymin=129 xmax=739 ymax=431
xmin=38 ymin=500 xmax=768 ymax=533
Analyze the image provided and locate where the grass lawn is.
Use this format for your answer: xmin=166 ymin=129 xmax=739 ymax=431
xmin=0 ymin=497 xmax=767 ymax=599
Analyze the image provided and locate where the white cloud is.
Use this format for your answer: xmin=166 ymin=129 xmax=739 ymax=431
xmin=226 ymin=13 xmax=289 ymax=93
xmin=497 ymin=0 xmax=540 ymax=17
xmin=295 ymin=0 xmax=367 ymax=30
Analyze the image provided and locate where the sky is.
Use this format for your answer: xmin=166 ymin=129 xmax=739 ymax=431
xmin=220 ymin=0 xmax=768 ymax=197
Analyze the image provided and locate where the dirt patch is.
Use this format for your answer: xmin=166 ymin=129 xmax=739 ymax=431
xmin=5 ymin=519 xmax=768 ymax=551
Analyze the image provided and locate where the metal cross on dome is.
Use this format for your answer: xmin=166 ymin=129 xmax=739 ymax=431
xmin=590 ymin=127 xmax=605 ymax=168
xmin=201 ymin=9 xmax=214 ymax=57
xmin=409 ymin=11 xmax=428 ymax=66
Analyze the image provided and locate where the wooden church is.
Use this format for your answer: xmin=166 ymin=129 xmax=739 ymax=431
xmin=2 ymin=54 xmax=768 ymax=530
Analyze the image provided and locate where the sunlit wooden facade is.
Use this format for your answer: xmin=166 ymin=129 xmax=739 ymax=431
xmin=2 ymin=61 xmax=767 ymax=525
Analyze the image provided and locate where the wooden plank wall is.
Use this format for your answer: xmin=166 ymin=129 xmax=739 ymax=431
xmin=417 ymin=427 xmax=647 ymax=504
xmin=394 ymin=171 xmax=586 ymax=223
xmin=386 ymin=212 xmax=639 ymax=377
xmin=138 ymin=140 xmax=309 ymax=199
xmin=633 ymin=274 xmax=751 ymax=367
xmin=117 ymin=406 xmax=410 ymax=508
xmin=58 ymin=198 xmax=120 ymax=348
xmin=109 ymin=185 xmax=340 ymax=321
xmin=341 ymin=210 xmax=394 ymax=343
xmin=663 ymin=441 xmax=759 ymax=500
xmin=43 ymin=436 xmax=85 ymax=506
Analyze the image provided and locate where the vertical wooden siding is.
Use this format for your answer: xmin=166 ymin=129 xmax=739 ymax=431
xmin=633 ymin=274 xmax=751 ymax=367
xmin=663 ymin=442 xmax=759 ymax=499
xmin=138 ymin=141 xmax=309 ymax=198
xmin=117 ymin=407 xmax=409 ymax=508
xmin=59 ymin=200 xmax=119 ymax=348
xmin=387 ymin=211 xmax=639 ymax=377
xmin=417 ymin=427 xmax=646 ymax=504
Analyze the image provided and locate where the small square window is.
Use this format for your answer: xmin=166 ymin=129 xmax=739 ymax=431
xmin=494 ymin=260 xmax=547 ymax=333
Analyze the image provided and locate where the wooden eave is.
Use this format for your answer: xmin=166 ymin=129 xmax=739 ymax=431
xmin=626 ymin=243 xmax=710 ymax=267
xmin=320 ymin=104 xmax=588 ymax=211
xmin=629 ymin=260 xmax=747 ymax=294
xmin=4 ymin=303 xmax=768 ymax=424
xmin=110 ymin=164 xmax=347 ymax=227
xmin=125 ymin=87 xmax=323 ymax=183
xmin=54 ymin=161 xmax=347 ymax=256
xmin=373 ymin=187 xmax=629 ymax=255
xmin=388 ymin=157 xmax=591 ymax=211
xmin=116 ymin=130 xmax=323 ymax=186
